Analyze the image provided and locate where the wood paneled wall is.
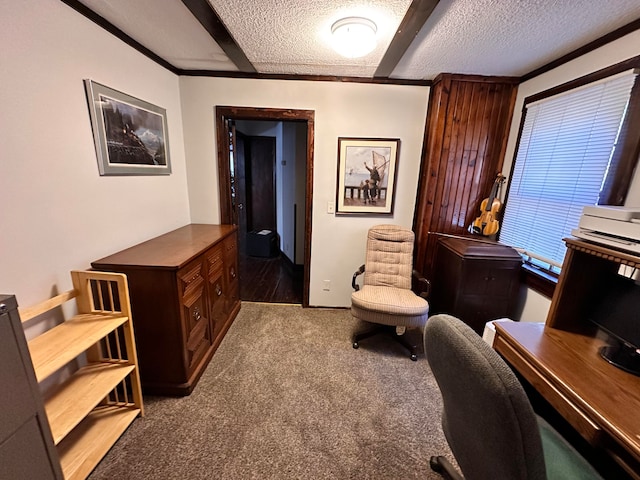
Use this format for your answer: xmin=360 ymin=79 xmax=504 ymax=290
xmin=413 ymin=74 xmax=518 ymax=276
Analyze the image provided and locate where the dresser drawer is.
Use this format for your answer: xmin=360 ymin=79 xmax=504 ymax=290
xmin=205 ymin=244 xmax=224 ymax=279
xmin=178 ymin=259 xmax=212 ymax=371
xmin=223 ymin=234 xmax=239 ymax=311
xmin=223 ymin=233 xmax=238 ymax=260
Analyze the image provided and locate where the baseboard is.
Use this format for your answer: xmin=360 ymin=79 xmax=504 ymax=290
xmin=280 ymin=252 xmax=303 ymax=278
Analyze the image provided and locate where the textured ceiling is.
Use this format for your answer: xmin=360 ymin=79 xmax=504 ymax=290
xmin=75 ymin=0 xmax=640 ymax=81
xmin=393 ymin=0 xmax=640 ymax=79
xmin=207 ymin=0 xmax=413 ymax=77
xmin=79 ymin=0 xmax=238 ymax=70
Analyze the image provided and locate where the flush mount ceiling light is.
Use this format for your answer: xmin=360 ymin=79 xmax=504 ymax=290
xmin=331 ymin=17 xmax=377 ymax=58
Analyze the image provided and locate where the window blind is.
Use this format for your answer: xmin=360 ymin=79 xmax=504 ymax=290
xmin=500 ymin=70 xmax=638 ymax=268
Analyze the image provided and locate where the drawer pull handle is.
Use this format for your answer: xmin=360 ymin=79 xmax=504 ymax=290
xmin=193 ymin=306 xmax=201 ymax=321
xmin=230 ymin=268 xmax=237 ymax=279
xmin=216 ymin=285 xmax=222 ymax=296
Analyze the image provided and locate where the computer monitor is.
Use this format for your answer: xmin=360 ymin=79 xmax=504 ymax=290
xmin=589 ymin=271 xmax=640 ymax=376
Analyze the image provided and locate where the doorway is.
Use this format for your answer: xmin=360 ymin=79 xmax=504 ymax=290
xmin=216 ymin=107 xmax=314 ymax=306
xmin=235 ymin=131 xmax=276 ymax=238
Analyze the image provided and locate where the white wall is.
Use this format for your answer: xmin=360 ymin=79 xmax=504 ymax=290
xmin=503 ymin=29 xmax=640 ymax=322
xmin=180 ymin=77 xmax=430 ymax=306
xmin=0 ymin=1 xmax=190 ymax=321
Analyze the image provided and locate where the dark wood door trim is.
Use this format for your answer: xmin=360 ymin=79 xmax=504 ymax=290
xmin=215 ymin=106 xmax=315 ymax=307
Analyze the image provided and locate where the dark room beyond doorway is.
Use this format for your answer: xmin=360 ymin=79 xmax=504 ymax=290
xmin=230 ymin=118 xmax=306 ymax=304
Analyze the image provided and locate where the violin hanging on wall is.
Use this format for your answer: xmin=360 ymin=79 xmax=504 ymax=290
xmin=472 ymin=173 xmax=506 ymax=236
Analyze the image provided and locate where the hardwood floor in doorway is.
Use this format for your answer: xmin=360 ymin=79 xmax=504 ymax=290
xmin=239 ymin=254 xmax=303 ymax=304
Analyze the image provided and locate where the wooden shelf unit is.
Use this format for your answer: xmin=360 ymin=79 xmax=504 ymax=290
xmin=20 ymin=270 xmax=144 ymax=480
xmin=546 ymin=237 xmax=640 ymax=330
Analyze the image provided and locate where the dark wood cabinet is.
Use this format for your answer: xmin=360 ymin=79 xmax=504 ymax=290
xmin=0 ymin=295 xmax=63 ymax=479
xmin=430 ymin=236 xmax=522 ymax=334
xmin=92 ymin=224 xmax=240 ymax=396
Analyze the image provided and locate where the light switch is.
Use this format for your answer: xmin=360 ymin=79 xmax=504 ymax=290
xmin=327 ymin=201 xmax=335 ymax=214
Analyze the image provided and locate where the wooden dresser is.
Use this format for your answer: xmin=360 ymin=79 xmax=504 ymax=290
xmin=430 ymin=236 xmax=522 ymax=334
xmin=92 ymin=224 xmax=240 ymax=396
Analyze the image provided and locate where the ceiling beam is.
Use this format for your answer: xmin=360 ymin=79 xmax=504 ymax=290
xmin=374 ymin=0 xmax=440 ymax=78
xmin=181 ymin=0 xmax=256 ymax=73
xmin=180 ymin=69 xmax=431 ymax=86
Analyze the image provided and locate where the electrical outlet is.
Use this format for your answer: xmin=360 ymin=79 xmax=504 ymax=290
xmin=323 ymin=280 xmax=331 ymax=291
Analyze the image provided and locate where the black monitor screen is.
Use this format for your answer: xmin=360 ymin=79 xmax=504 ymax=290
xmin=588 ymin=271 xmax=640 ymax=375
xmin=589 ymin=272 xmax=640 ymax=347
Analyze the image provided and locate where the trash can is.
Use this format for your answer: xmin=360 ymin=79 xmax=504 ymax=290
xmin=246 ymin=230 xmax=279 ymax=257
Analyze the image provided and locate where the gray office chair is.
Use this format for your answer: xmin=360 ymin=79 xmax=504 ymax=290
xmin=424 ymin=314 xmax=603 ymax=480
xmin=351 ymin=225 xmax=430 ymax=361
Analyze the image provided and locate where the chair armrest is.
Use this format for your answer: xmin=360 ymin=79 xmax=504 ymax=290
xmin=352 ymin=264 xmax=365 ymax=291
xmin=412 ymin=269 xmax=431 ymax=299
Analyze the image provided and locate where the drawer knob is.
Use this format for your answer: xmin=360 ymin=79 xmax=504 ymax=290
xmin=193 ymin=306 xmax=201 ymax=321
xmin=216 ymin=285 xmax=222 ymax=296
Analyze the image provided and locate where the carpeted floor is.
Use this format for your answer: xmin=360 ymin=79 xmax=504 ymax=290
xmin=89 ymin=302 xmax=455 ymax=479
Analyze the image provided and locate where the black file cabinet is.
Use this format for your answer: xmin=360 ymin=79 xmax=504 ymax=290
xmin=0 ymin=295 xmax=62 ymax=478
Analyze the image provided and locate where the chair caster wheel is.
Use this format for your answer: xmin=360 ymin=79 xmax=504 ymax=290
xmin=430 ymin=456 xmax=443 ymax=472
xmin=353 ymin=341 xmax=359 ymax=349
xmin=410 ymin=353 xmax=417 ymax=361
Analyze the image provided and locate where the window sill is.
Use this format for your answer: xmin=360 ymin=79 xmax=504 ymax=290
xmin=520 ymin=263 xmax=557 ymax=299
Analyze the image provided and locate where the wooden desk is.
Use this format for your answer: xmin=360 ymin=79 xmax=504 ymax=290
xmin=494 ymin=321 xmax=640 ymax=478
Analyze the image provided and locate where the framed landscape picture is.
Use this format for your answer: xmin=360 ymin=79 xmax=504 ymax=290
xmin=84 ymin=79 xmax=171 ymax=175
xmin=335 ymin=137 xmax=400 ymax=215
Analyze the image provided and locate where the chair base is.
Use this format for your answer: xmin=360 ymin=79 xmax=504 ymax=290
xmin=352 ymin=325 xmax=419 ymax=361
xmin=430 ymin=456 xmax=464 ymax=480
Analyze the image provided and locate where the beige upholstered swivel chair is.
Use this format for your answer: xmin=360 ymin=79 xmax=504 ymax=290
xmin=351 ymin=225 xmax=430 ymax=361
